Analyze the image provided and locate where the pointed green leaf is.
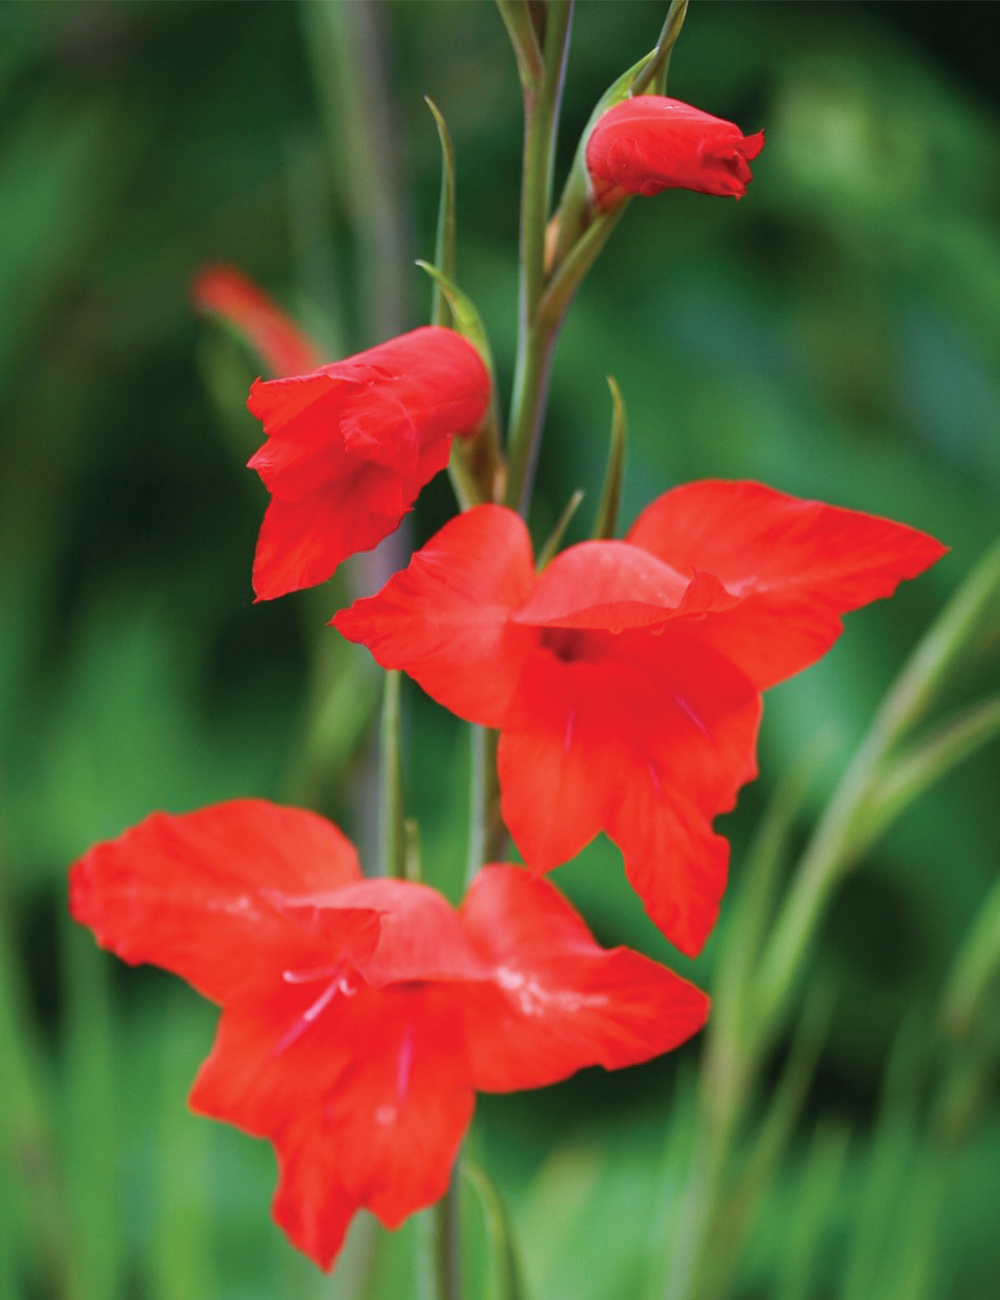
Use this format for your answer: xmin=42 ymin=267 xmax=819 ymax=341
xmin=494 ymin=0 xmax=544 ymax=91
xmin=538 ymin=489 xmax=585 ymax=571
xmin=415 ymin=261 xmax=496 ymax=380
xmin=592 ymin=376 xmax=627 ymax=540
xmin=424 ymin=97 xmax=457 ymax=329
xmin=630 ymin=0 xmax=690 ymax=98
xmin=415 ymin=260 xmax=502 ymax=510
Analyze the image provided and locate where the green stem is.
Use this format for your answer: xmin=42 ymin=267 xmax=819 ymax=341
xmin=468 ymin=727 xmax=505 ymax=884
xmin=504 ymin=0 xmax=573 ymax=515
xmin=434 ymin=1169 xmax=463 ymax=1300
xmin=379 ymin=670 xmax=407 ymax=880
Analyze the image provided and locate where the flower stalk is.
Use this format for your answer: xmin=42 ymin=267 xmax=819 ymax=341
xmin=504 ymin=0 xmax=574 ymax=515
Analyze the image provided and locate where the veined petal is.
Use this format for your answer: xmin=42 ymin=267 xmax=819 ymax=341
xmin=610 ymin=786 xmax=732 ymax=959
xmin=252 ymin=480 xmax=401 ymax=602
xmin=460 ymin=866 xmax=710 ymax=1091
xmin=628 ymin=480 xmax=947 ymax=687
xmin=69 ymin=800 xmax=377 ymax=1005
xmin=334 ymin=506 xmax=537 ymax=728
xmin=500 ymin=627 xmax=760 ymax=954
xmin=247 ymin=369 xmax=355 ymax=443
xmin=319 ymin=878 xmax=490 ymax=986
xmin=197 ymin=984 xmax=474 ymax=1270
xmin=516 ymin=540 xmax=738 ymax=630
xmin=497 ymin=655 xmax=609 ymax=873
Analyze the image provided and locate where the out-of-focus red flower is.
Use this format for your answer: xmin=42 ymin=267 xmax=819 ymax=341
xmin=70 ymin=799 xmax=707 ymax=1270
xmin=335 ymin=482 xmax=946 ymax=957
xmin=192 ymin=265 xmax=323 ymax=379
xmin=246 ymin=326 xmax=491 ymax=600
xmin=585 ymin=96 xmax=765 ymax=208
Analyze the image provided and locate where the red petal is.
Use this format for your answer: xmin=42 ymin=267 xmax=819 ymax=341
xmin=500 ymin=627 xmax=760 ymax=955
xmin=246 ymin=327 xmax=491 ymax=599
xmin=460 ymin=866 xmax=710 ymax=1091
xmin=188 ymin=877 xmax=486 ymax=1133
xmin=313 ymin=878 xmax=490 ymax=986
xmin=586 ymin=97 xmax=764 ymax=204
xmin=252 ymin=479 xmax=403 ymax=601
xmin=497 ymin=656 xmax=607 ymax=874
xmin=69 ymin=800 xmax=376 ymax=1004
xmin=334 ymin=506 xmax=538 ymax=728
xmin=336 ymin=327 xmax=490 ymax=444
xmin=628 ymin=480 xmax=947 ymax=687
xmin=608 ymin=777 xmax=733 ymax=958
xmin=195 ymin=984 xmax=474 ymax=1269
xmin=192 ymin=266 xmax=323 ymax=378
xmin=516 ymin=541 xmax=739 ymax=630
xmin=246 ymin=369 xmax=353 ymax=446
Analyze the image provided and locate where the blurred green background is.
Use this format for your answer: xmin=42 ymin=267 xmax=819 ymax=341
xmin=2 ymin=2 xmax=998 ymax=1298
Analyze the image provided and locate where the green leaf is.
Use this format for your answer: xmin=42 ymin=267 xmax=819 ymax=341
xmin=629 ymin=0 xmax=690 ymax=98
xmin=773 ymin=1125 xmax=851 ymax=1300
xmin=494 ymin=0 xmax=544 ymax=92
xmin=0 ymin=873 xmax=63 ymax=1295
xmin=856 ymin=693 xmax=1000 ymax=856
xmin=61 ymin=917 xmax=122 ymax=1300
xmin=842 ymin=1019 xmax=925 ymax=1300
xmin=872 ymin=534 xmax=1000 ymax=756
xmin=462 ymin=1161 xmax=524 ymax=1300
xmin=415 ymin=262 xmax=496 ymax=377
xmin=424 ymin=97 xmax=457 ymax=330
xmin=150 ymin=994 xmax=215 ymax=1300
xmin=415 ymin=261 xmax=502 ymax=510
xmin=537 ymin=489 xmax=585 ymax=570
xmin=592 ymin=376 xmax=627 ymax=540
xmin=941 ymin=867 xmax=1000 ymax=1041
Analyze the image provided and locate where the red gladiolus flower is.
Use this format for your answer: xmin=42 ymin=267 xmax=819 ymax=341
xmin=69 ymin=799 xmax=708 ymax=1269
xmin=246 ymin=326 xmax=491 ymax=600
xmin=192 ymin=265 xmax=323 ymax=379
xmin=585 ymin=96 xmax=765 ymax=208
xmin=334 ymin=481 xmax=946 ymax=957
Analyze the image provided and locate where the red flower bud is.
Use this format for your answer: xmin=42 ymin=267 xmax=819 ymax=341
xmin=585 ymin=95 xmax=765 ymax=208
xmin=246 ymin=326 xmax=491 ymax=600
